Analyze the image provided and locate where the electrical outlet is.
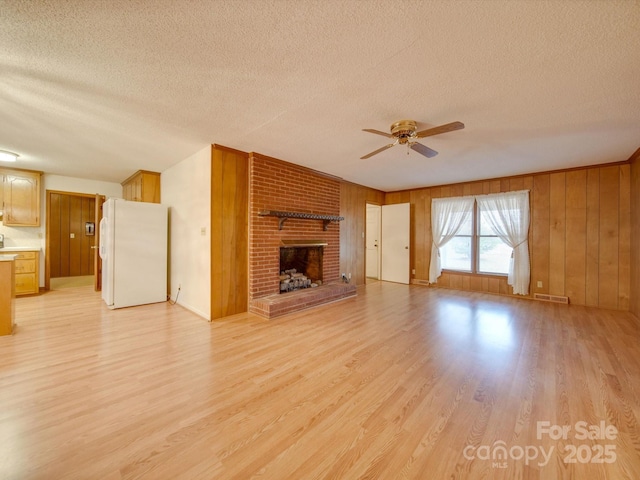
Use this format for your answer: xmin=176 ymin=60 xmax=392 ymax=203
xmin=537 ymin=281 xmax=542 ymax=288
xmin=412 ymin=269 xmax=416 ymax=275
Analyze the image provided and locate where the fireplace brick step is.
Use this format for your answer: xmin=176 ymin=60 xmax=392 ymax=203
xmin=249 ymin=282 xmax=357 ymax=319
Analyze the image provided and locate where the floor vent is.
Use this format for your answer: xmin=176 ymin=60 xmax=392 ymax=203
xmin=412 ymin=279 xmax=430 ymax=286
xmin=534 ymin=293 xmax=569 ymax=304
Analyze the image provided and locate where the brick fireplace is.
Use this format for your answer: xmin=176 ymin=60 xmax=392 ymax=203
xmin=248 ymin=153 xmax=356 ymax=318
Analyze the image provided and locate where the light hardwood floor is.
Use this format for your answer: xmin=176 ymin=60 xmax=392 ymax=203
xmin=1 ymin=283 xmax=639 ymax=479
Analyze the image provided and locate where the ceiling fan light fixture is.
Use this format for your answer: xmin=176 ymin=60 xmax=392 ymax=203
xmin=0 ymin=150 xmax=19 ymax=162
xmin=361 ymin=119 xmax=464 ymax=160
xmin=390 ymin=120 xmax=418 ymax=139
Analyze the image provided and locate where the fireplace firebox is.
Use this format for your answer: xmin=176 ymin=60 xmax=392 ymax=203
xmin=279 ymin=241 xmax=325 ymax=293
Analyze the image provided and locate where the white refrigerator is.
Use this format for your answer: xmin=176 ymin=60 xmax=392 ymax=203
xmin=99 ymin=198 xmax=168 ymax=309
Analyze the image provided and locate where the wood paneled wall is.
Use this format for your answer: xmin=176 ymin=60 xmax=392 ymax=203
xmin=385 ymin=163 xmax=632 ymax=310
xmin=210 ymin=145 xmax=249 ymax=320
xmin=339 ymin=182 xmax=385 ymax=286
xmin=630 ymin=150 xmax=640 ymax=318
xmin=48 ymin=192 xmax=96 ymax=278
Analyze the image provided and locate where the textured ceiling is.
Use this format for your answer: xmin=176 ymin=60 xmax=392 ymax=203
xmin=1 ymin=0 xmax=639 ymax=191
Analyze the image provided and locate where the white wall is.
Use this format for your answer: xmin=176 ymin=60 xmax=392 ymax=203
xmin=45 ymin=174 xmax=122 ymax=199
xmin=0 ymin=174 xmax=122 ymax=286
xmin=162 ymin=146 xmax=211 ymax=320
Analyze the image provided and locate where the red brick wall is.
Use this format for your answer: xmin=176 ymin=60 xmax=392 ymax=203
xmin=249 ymin=153 xmax=341 ymax=300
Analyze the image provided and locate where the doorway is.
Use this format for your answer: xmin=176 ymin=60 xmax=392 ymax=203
xmin=365 ymin=204 xmax=381 ymax=280
xmin=45 ymin=191 xmax=101 ymax=290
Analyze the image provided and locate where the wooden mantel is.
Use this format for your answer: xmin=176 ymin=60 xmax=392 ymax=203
xmin=258 ymin=210 xmax=344 ymax=231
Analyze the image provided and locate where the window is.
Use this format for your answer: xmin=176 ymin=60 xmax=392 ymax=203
xmin=440 ymin=202 xmax=510 ymax=275
xmin=430 ymin=190 xmax=530 ymax=295
xmin=439 ymin=210 xmax=473 ymax=272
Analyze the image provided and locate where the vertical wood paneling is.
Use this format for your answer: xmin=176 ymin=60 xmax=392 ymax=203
xmin=220 ymin=154 xmax=237 ymax=317
xmin=618 ymin=165 xmax=631 ymax=310
xmin=339 ymin=183 xmax=353 ymax=283
xmin=509 ymin=177 xmax=524 ymax=191
xmin=599 ymin=166 xmax=620 ymax=309
xmin=210 ymin=150 xmax=224 ymax=320
xmin=48 ymin=192 xmax=95 ymax=279
xmin=49 ymin=194 xmax=61 ymax=278
xmin=340 ymin=182 xmax=385 ymax=285
xmin=585 ymin=169 xmax=600 ymax=306
xmin=80 ymin=198 xmax=95 ymax=276
xmin=60 ymin=195 xmax=70 ymax=277
xmin=630 ymin=154 xmax=640 ymax=318
xmin=470 ymin=182 xmax=483 ymax=196
xmin=409 ymin=190 xmax=420 ymax=280
xmin=549 ymin=172 xmax=566 ymax=296
xmin=356 ymin=187 xmax=367 ymax=283
xmin=532 ymin=175 xmax=550 ymax=295
xmin=385 ymin=191 xmax=410 ymax=205
xmin=424 ymin=189 xmax=432 ymax=278
xmin=565 ymin=170 xmax=587 ymax=305
xmin=340 ymin=183 xmax=353 ymax=284
xmin=69 ymin=196 xmax=82 ymax=276
xmin=211 ymin=146 xmax=249 ymax=320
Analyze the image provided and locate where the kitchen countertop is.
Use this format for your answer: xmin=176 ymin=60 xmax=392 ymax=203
xmin=0 ymin=254 xmax=18 ymax=262
xmin=0 ymin=247 xmax=41 ymax=252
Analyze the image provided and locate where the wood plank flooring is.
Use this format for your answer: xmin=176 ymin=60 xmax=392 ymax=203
xmin=1 ymin=283 xmax=639 ymax=479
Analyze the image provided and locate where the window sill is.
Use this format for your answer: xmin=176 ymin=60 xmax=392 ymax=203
xmin=441 ymin=269 xmax=507 ymax=279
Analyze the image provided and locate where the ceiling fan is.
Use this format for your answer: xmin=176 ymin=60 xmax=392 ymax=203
xmin=360 ymin=119 xmax=464 ymax=159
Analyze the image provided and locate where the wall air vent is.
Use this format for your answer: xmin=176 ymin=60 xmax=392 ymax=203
xmin=534 ymin=293 xmax=569 ymax=304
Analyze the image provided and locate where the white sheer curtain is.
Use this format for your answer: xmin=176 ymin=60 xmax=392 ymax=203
xmin=475 ymin=190 xmax=530 ymax=295
xmin=429 ymin=196 xmax=475 ymax=284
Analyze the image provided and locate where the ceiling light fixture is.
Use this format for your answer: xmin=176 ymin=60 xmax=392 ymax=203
xmin=0 ymin=150 xmax=19 ymax=162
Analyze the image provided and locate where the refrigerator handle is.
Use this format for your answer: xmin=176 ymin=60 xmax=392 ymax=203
xmin=99 ymin=217 xmax=108 ymax=259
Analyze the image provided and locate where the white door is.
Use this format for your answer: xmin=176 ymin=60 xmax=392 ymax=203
xmin=381 ymin=203 xmax=410 ymax=284
xmin=365 ymin=204 xmax=381 ymax=279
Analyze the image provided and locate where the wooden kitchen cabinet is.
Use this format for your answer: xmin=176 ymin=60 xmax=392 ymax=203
xmin=14 ymin=250 xmax=40 ymax=296
xmin=0 ymin=257 xmax=15 ymax=335
xmin=121 ymin=170 xmax=161 ymax=203
xmin=1 ymin=168 xmax=42 ymax=226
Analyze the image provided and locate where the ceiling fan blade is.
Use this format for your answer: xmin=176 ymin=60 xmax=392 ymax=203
xmin=410 ymin=142 xmax=438 ymax=158
xmin=415 ymin=121 xmax=465 ymax=138
xmin=361 ymin=143 xmax=395 ymax=159
xmin=363 ymin=128 xmax=393 ymax=138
